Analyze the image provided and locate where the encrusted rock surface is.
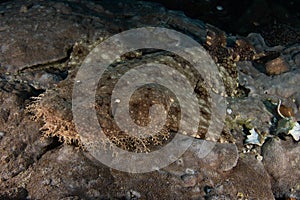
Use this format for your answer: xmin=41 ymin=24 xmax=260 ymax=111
xmin=262 ymin=138 xmax=300 ymax=199
xmin=0 ymin=0 xmax=299 ymax=199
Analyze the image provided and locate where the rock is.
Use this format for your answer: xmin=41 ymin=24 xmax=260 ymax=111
xmin=293 ymin=52 xmax=300 ymax=68
xmin=0 ymin=84 xmax=53 ymax=182
xmin=160 ymin=143 xmax=273 ymax=199
xmin=238 ymin=59 xmax=300 ymax=101
xmin=181 ymin=174 xmax=198 ymax=187
xmin=0 ymin=187 xmax=28 ymax=200
xmin=190 ymin=141 xmax=239 ymax=172
xmin=224 ymin=154 xmax=275 ymax=200
xmin=125 ymin=190 xmax=141 ymax=200
xmin=25 ymin=145 xmax=115 ymax=200
xmin=265 ymin=57 xmax=290 ymax=75
xmin=262 ymin=138 xmax=300 ymax=199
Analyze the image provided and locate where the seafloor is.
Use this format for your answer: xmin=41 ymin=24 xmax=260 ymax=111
xmin=0 ymin=0 xmax=299 ymax=199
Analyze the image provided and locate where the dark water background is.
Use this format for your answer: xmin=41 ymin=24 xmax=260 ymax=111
xmin=148 ymin=0 xmax=300 ymax=35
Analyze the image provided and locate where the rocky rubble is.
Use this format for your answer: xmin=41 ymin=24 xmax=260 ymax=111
xmin=0 ymin=0 xmax=299 ymax=199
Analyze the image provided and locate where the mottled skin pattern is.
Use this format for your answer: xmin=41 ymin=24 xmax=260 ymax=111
xmin=26 ymin=26 xmax=266 ymax=152
xmin=204 ymin=25 xmax=257 ymax=96
xmin=28 ymin=50 xmax=212 ymax=152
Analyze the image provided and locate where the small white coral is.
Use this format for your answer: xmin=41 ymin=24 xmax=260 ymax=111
xmin=245 ymin=128 xmax=265 ymax=146
xmin=288 ymin=121 xmax=300 ymax=141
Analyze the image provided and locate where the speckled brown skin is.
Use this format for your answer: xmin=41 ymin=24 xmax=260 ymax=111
xmin=26 ymin=24 xmax=285 ymax=152
xmin=204 ymin=25 xmax=258 ymax=96
xmin=28 ymin=50 xmax=212 ymax=152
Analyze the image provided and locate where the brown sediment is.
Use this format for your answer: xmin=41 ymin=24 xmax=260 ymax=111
xmin=265 ymin=57 xmax=289 ymax=75
xmin=279 ymin=104 xmax=295 ymax=118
